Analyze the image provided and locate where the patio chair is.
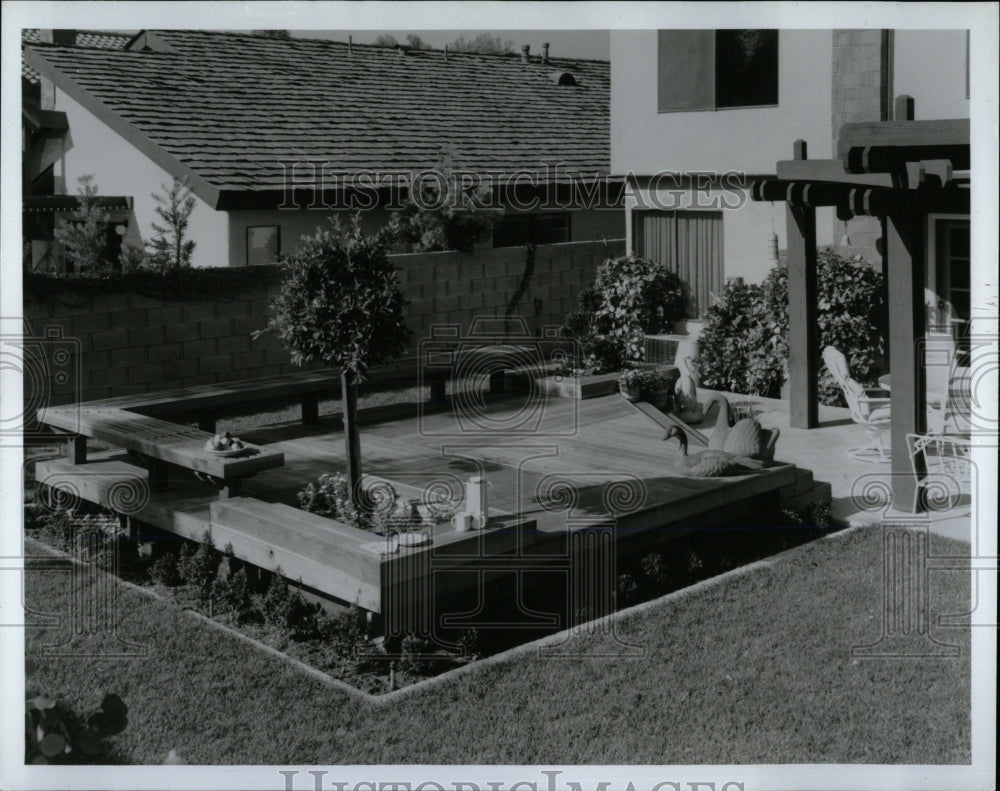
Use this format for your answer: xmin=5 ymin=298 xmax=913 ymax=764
xmin=905 ymin=432 xmax=971 ymax=513
xmin=822 ymin=346 xmax=892 ymax=462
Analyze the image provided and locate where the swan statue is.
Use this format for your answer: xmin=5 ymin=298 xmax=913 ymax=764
xmin=703 ymin=394 xmax=780 ymax=462
xmin=664 ymin=426 xmax=761 ymax=477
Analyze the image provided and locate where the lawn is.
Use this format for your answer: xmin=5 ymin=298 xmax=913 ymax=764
xmin=24 ymin=524 xmax=971 ymax=765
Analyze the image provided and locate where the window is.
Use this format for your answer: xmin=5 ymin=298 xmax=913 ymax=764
xmin=492 ymin=212 xmax=571 ymax=248
xmin=657 ymin=29 xmax=778 ymax=112
xmin=246 ymin=225 xmax=280 ymax=266
xmin=933 ymin=219 xmax=970 ymax=356
xmin=632 ymin=210 xmax=724 ymax=318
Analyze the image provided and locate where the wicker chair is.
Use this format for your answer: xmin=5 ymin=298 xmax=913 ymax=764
xmin=823 ymin=346 xmax=892 ymax=462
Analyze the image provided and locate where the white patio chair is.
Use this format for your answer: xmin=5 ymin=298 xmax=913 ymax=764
xmin=823 ymin=346 xmax=892 ymax=462
xmin=905 ymin=432 xmax=971 ymax=514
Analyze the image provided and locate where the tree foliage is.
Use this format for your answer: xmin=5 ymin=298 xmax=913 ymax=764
xmin=447 ymin=33 xmax=515 ymax=54
xmin=266 ymin=213 xmax=410 ymax=374
xmin=147 ymin=177 xmax=197 ymax=272
xmin=53 ymin=175 xmax=111 ymax=274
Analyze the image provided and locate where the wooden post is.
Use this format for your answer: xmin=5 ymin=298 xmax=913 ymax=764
xmin=886 ymin=211 xmax=926 ymax=511
xmin=66 ymin=436 xmax=87 ymax=464
xmin=894 ymin=94 xmax=915 ymax=121
xmin=301 ymin=394 xmax=319 ymax=425
xmin=785 ymin=140 xmax=819 ymax=429
xmin=198 ymin=409 xmax=217 ymax=433
xmin=342 ymin=369 xmax=363 ymax=508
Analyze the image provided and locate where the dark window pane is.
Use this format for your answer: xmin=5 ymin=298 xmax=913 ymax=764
xmin=715 ymin=29 xmax=778 ymax=108
xmin=247 ymin=225 xmax=280 ymax=266
xmin=949 ymin=226 xmax=970 ymax=259
xmin=657 ymin=30 xmax=716 ymax=112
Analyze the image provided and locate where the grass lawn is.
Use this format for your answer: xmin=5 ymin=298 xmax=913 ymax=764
xmin=24 ymin=525 xmax=971 ymax=765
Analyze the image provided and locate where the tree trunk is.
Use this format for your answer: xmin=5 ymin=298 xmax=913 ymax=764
xmin=342 ymin=369 xmax=363 ymax=508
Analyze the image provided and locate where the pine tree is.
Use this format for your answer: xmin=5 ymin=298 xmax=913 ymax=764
xmin=147 ymin=177 xmax=197 ymax=272
xmin=54 ymin=175 xmax=111 ymax=274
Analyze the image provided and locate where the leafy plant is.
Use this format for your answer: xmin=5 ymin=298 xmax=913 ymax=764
xmin=698 ymin=249 xmax=885 ymax=405
xmin=177 ymin=531 xmax=220 ymax=602
xmin=399 ymin=634 xmax=437 ymax=675
xmin=297 ymin=472 xmax=398 ymax=532
xmin=25 ymin=659 xmax=127 ymax=764
xmin=329 ymin=603 xmax=372 ymax=662
xmin=146 ymin=177 xmax=197 ymax=272
xmin=561 ymin=255 xmax=686 ymax=373
xmin=213 ymin=565 xmax=255 ymax=620
xmin=640 ymin=552 xmax=671 ymax=586
xmin=395 ymin=147 xmax=503 ymax=252
xmin=616 ymin=573 xmax=640 ymax=604
xmin=54 ymin=175 xmax=112 ymax=274
xmin=148 ymin=550 xmax=183 ymax=586
xmin=618 ymin=368 xmax=672 ymax=397
xmin=265 ymin=213 xmax=410 ymax=509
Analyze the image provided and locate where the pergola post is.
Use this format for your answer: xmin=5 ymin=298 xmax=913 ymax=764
xmin=785 ymin=140 xmax=819 ymax=428
xmin=885 ymin=210 xmax=927 ymax=511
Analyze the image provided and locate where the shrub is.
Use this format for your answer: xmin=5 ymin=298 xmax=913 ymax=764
xmin=213 ymin=566 xmax=255 ymax=620
xmin=616 ymin=573 xmax=640 ymax=604
xmin=329 ymin=603 xmax=372 ymax=662
xmin=149 ymin=550 xmax=182 ymax=587
xmin=618 ymin=368 xmax=672 ymax=397
xmin=177 ymin=531 xmax=220 ymax=602
xmin=399 ymin=634 xmax=437 ymax=675
xmin=640 ymin=552 xmax=671 ymax=586
xmin=697 ymin=249 xmax=886 ymax=404
xmin=697 ymin=278 xmax=786 ymax=397
xmin=259 ymin=569 xmax=325 ymax=640
xmin=561 ymin=255 xmax=687 ymax=373
xmin=297 ymin=472 xmax=399 ymax=532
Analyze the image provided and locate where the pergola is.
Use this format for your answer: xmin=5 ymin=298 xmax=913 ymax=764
xmin=750 ymin=97 xmax=970 ymax=511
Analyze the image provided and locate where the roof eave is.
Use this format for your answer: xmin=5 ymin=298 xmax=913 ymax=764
xmin=23 ymin=45 xmax=222 ymax=209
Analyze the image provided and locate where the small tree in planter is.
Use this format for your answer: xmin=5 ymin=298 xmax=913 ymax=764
xmin=264 ymin=214 xmax=410 ymax=510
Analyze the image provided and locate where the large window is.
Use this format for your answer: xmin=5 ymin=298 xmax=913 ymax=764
xmin=632 ymin=210 xmax=723 ymax=318
xmin=657 ymin=29 xmax=779 ymax=112
xmin=246 ymin=225 xmax=280 ymax=266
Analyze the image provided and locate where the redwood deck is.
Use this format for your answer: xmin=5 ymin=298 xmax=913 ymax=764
xmin=35 ymin=390 xmax=824 ymax=636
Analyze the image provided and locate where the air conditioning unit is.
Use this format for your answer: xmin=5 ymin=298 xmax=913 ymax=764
xmin=644 ymin=334 xmax=683 ymax=365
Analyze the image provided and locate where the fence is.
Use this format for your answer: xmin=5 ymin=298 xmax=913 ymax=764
xmin=22 ymin=238 xmax=624 ymax=408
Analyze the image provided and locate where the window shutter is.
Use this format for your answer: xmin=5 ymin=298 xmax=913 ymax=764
xmin=657 ymin=30 xmax=716 ymax=112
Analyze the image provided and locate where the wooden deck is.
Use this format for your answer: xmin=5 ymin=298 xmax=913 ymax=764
xmin=35 ymin=389 xmax=823 ymax=637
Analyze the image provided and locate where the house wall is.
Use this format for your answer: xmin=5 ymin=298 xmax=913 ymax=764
xmin=893 ymin=30 xmax=970 ymax=120
xmin=610 ymin=29 xmax=835 ymax=286
xmin=609 ymin=29 xmax=834 ymax=176
xmin=624 ymin=180 xmax=834 ymax=285
xmin=53 ymin=91 xmax=228 ymax=269
xmin=23 ymin=239 xmax=623 ymax=406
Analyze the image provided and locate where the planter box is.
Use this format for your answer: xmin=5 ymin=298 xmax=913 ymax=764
xmin=504 ymin=366 xmax=621 ymax=400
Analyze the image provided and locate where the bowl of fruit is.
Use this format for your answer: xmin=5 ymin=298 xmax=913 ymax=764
xmin=203 ymin=431 xmax=251 ymax=456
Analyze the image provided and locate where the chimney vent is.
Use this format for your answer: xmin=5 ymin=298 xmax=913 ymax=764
xmin=444 ymin=44 xmax=449 ymax=61
xmin=542 ymin=42 xmax=550 ymax=64
xmin=348 ymin=35 xmax=352 ymax=55
xmin=39 ymin=30 xmax=77 ymax=47
xmin=521 ymin=44 xmax=530 ymax=64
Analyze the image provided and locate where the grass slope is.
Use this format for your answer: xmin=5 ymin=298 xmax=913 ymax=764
xmin=24 ymin=526 xmax=970 ymax=765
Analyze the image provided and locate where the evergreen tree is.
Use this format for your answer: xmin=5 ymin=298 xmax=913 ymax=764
xmin=147 ymin=177 xmax=197 ymax=272
xmin=54 ymin=175 xmax=111 ymax=274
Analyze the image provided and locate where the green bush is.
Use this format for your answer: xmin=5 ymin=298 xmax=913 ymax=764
xmin=697 ymin=277 xmax=787 ymax=397
xmin=329 ymin=603 xmax=372 ymax=662
xmin=149 ymin=550 xmax=183 ymax=587
xmin=399 ymin=634 xmax=437 ymax=675
xmin=177 ymin=531 xmax=220 ymax=603
xmin=697 ymin=249 xmax=885 ymax=405
xmin=561 ymin=255 xmax=687 ymax=373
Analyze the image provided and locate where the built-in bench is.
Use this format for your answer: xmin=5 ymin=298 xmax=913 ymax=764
xmin=38 ymin=403 xmax=284 ymax=497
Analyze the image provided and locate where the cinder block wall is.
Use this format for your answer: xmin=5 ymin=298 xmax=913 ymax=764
xmin=831 ymin=29 xmax=891 ymax=265
xmin=24 ymin=239 xmax=623 ymax=407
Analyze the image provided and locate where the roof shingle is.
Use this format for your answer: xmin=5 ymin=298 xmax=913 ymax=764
xmin=24 ymin=30 xmax=611 ymax=202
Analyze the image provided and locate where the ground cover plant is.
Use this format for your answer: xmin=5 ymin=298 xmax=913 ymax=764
xmin=24 ymin=519 xmax=971 ymax=764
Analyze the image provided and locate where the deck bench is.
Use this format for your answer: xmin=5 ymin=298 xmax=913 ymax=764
xmin=422 ymin=345 xmax=534 ymax=402
xmin=38 ymin=404 xmax=284 ymax=498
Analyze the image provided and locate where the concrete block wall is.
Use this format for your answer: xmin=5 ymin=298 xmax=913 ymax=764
xmin=831 ymin=29 xmax=891 ymax=266
xmin=24 ymin=238 xmax=624 ymax=408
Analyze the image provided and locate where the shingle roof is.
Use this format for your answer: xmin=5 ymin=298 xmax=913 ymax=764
xmin=21 ymin=29 xmax=132 ymax=83
xmin=24 ymin=30 xmax=611 ymax=207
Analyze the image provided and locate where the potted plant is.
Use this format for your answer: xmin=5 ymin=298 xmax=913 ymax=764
xmin=618 ymin=368 xmax=672 ymax=408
